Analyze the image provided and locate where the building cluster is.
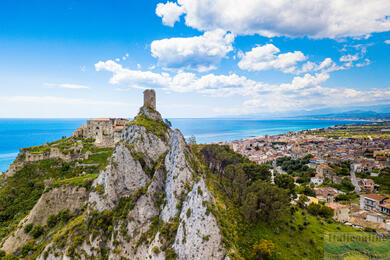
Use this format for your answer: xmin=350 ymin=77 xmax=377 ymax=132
xmin=222 ymin=133 xmax=390 ymax=170
xmin=219 ymin=129 xmax=390 ymax=231
xmin=72 ymin=118 xmax=129 ymax=146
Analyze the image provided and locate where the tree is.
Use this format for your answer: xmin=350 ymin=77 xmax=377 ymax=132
xmin=341 ymin=178 xmax=354 ymax=192
xmin=303 ymin=185 xmax=316 ymax=197
xmin=242 ymin=163 xmax=271 ymax=182
xmin=186 ymin=135 xmax=196 ymax=145
xmin=223 ymin=164 xmax=248 ymax=204
xmin=164 ymin=118 xmax=172 ymax=127
xmin=274 ymin=174 xmax=296 ymax=198
xmin=297 ymin=194 xmax=309 ymax=208
xmin=308 ymin=203 xmax=334 ymax=218
xmin=241 ymin=181 xmax=290 ymax=223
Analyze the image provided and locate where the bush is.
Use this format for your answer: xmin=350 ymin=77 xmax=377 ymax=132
xmin=24 ymin=223 xmax=34 ymax=234
xmin=47 ymin=214 xmax=58 ymax=228
xmin=30 ymin=225 xmax=44 ymax=238
xmin=151 ymin=246 xmax=160 ymax=254
xmin=307 ymin=203 xmax=334 ymax=218
xmin=252 ymin=239 xmax=275 ymax=259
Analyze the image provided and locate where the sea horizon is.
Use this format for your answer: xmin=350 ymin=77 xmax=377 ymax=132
xmin=0 ymin=118 xmax=367 ymax=173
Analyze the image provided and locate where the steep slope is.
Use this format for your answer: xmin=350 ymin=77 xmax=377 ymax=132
xmin=35 ymin=105 xmax=227 ymax=259
xmin=2 ymin=186 xmax=88 ymax=253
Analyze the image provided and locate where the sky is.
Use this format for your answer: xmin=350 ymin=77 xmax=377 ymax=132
xmin=0 ymin=0 xmax=390 ymax=118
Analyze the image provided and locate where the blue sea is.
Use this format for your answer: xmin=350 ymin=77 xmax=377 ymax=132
xmin=0 ymin=118 xmax=364 ymax=172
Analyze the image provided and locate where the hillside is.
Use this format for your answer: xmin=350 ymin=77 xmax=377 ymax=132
xmin=0 ymin=92 xmax=387 ymax=259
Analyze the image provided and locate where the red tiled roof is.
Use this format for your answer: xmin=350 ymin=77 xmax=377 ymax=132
xmin=363 ymin=194 xmax=385 ymax=201
xmin=325 ymin=202 xmax=348 ymax=210
xmin=364 ymin=179 xmax=374 ymax=185
xmin=379 ymin=204 xmax=390 ymax=210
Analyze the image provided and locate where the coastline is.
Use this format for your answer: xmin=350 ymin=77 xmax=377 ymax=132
xmin=0 ymin=118 xmax=379 ymax=173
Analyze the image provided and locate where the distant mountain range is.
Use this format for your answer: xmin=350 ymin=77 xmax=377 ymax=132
xmin=232 ymin=104 xmax=390 ymax=120
xmin=297 ymin=110 xmax=390 ymax=120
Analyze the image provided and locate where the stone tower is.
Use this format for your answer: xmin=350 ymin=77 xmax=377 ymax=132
xmin=143 ymin=89 xmax=156 ymax=110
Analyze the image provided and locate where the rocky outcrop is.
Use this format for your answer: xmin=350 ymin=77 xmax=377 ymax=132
xmin=88 ymin=142 xmax=151 ymax=211
xmin=174 ymin=179 xmax=225 ymax=260
xmin=36 ymin=104 xmax=228 ymax=259
xmin=1 ymin=185 xmax=88 ymax=253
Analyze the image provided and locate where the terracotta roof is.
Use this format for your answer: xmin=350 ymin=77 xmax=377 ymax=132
xmin=364 ymin=179 xmax=374 ymax=185
xmin=315 ymin=187 xmax=337 ymax=197
xmin=113 ymin=126 xmax=124 ymax=130
xmin=379 ymin=204 xmax=390 ymax=210
xmin=325 ymin=202 xmax=348 ymax=210
xmin=363 ymin=193 xmax=386 ymax=201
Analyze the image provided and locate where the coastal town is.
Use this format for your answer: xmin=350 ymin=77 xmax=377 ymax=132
xmin=218 ymin=122 xmax=390 ymax=232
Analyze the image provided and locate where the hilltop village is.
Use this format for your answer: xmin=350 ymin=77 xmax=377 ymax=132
xmin=218 ymin=122 xmax=390 ymax=231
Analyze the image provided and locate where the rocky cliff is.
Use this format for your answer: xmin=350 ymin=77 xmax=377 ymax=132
xmin=2 ymin=105 xmax=227 ymax=259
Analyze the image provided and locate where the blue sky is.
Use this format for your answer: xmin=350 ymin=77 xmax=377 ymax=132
xmin=0 ymin=0 xmax=390 ymax=118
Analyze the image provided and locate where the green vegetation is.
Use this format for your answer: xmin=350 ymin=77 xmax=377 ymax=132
xmin=276 ymin=155 xmax=315 ymax=180
xmin=54 ymin=173 xmax=98 ymax=189
xmin=127 ymin=111 xmax=169 ymax=141
xmin=78 ymin=150 xmax=113 ymax=165
xmin=372 ymin=167 xmax=390 ymax=193
xmin=192 ymin=143 xmax=376 ymax=259
xmin=305 ymin=122 xmax=390 ymax=139
xmin=200 ymin=144 xmax=282 ymax=224
xmin=0 ymin=137 xmax=112 ymax=242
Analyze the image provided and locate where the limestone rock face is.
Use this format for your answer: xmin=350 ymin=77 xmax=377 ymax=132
xmin=174 ymin=179 xmax=225 ymax=260
xmin=161 ymin=130 xmax=195 ymax=222
xmin=88 ymin=142 xmax=151 ymax=211
xmin=36 ymin=106 xmax=227 ymax=260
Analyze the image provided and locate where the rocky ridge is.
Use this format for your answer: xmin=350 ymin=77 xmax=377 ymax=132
xmin=32 ymin=105 xmax=227 ymax=259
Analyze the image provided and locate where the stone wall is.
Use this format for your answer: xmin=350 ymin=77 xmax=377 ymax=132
xmin=143 ymin=89 xmax=156 ymax=109
xmin=72 ymin=118 xmax=128 ymax=146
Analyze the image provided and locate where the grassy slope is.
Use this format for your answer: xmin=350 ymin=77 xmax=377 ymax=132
xmin=206 ymin=170 xmax=390 ymax=260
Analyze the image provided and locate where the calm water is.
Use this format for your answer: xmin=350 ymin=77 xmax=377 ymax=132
xmin=0 ymin=118 xmax=363 ymax=172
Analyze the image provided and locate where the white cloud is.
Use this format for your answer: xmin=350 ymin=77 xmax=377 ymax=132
xmin=44 ymin=83 xmax=89 ymax=89
xmin=340 ymin=54 xmax=359 ymax=62
xmin=95 ymin=60 xmax=171 ymax=88
xmin=156 ymin=1 xmax=184 ymax=27
xmin=156 ymin=0 xmax=390 ymax=39
xmin=151 ymin=29 xmax=234 ymax=71
xmin=385 ymin=40 xmax=390 ymax=44
xmin=298 ymin=58 xmax=343 ymax=74
xmin=356 ymin=58 xmax=371 ymax=68
xmin=238 ymin=45 xmax=347 ymax=74
xmin=96 ymin=59 xmax=390 ymax=114
xmin=238 ymin=44 xmax=306 ymax=73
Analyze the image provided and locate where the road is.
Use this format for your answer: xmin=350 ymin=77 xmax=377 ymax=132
xmin=350 ymin=164 xmax=361 ymax=193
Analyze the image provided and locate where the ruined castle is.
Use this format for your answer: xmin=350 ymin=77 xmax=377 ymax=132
xmin=72 ymin=89 xmax=156 ymax=146
xmin=72 ymin=118 xmax=128 ymax=146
